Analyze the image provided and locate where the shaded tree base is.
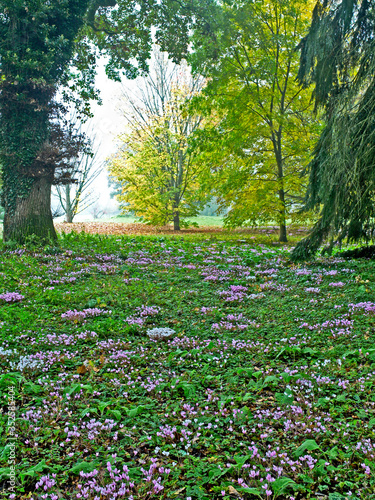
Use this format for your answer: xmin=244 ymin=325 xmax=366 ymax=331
xmin=3 ymin=177 xmax=57 ymax=244
xmin=3 ymin=215 xmax=57 ymax=244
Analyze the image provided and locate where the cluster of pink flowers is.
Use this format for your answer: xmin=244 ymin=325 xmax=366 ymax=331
xmin=349 ymin=302 xmax=375 ymax=314
xmin=61 ymin=308 xmax=111 ymax=322
xmin=36 ymin=473 xmax=57 ymax=491
xmin=218 ymin=285 xmax=248 ymax=302
xmin=305 ymin=287 xmax=320 ymax=294
xmin=295 ymin=268 xmax=311 ymax=276
xmin=39 ymin=459 xmax=172 ymax=498
xmin=200 ymin=306 xmax=217 ymax=314
xmin=0 ymin=291 xmax=24 ymax=302
xmin=126 ymin=305 xmax=160 ymax=326
xmin=361 ymin=463 xmax=371 ymax=475
xmin=212 ymin=313 xmax=259 ymax=332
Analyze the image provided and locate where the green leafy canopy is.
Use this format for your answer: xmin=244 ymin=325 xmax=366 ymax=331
xmin=189 ymin=0 xmax=322 ymax=242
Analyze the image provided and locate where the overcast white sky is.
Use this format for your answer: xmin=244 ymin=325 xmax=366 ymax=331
xmin=56 ymin=52 xmax=177 ymax=220
xmin=64 ymin=59 xmax=146 ymax=220
xmin=82 ymin=63 xmax=126 ymax=216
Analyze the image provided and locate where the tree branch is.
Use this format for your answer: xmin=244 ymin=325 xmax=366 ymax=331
xmin=86 ymin=0 xmax=117 ymax=29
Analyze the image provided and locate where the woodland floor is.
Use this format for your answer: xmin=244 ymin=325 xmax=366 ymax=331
xmin=0 ymin=230 xmax=374 ymax=500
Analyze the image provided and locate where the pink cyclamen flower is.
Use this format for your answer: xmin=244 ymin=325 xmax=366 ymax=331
xmin=0 ymin=292 xmax=24 ymax=302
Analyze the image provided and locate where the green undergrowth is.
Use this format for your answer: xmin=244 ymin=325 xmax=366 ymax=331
xmin=0 ymin=232 xmax=375 ymax=499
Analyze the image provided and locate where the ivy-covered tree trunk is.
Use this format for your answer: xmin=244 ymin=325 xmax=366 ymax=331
xmin=0 ymin=83 xmax=57 ymax=243
xmin=0 ymin=0 xmax=89 ymax=244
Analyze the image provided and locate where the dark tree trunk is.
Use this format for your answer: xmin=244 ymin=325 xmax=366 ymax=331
xmin=279 ymin=218 xmax=287 ymax=243
xmin=173 ymin=181 xmax=181 ymax=230
xmin=3 ymin=175 xmax=56 ymax=243
xmin=273 ymin=129 xmax=288 ymax=243
xmin=278 ymin=186 xmax=288 ymax=243
xmin=173 ymin=211 xmax=180 ymax=231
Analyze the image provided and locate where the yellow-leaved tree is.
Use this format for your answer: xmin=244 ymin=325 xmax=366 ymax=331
xmin=108 ymin=52 xmax=207 ymax=230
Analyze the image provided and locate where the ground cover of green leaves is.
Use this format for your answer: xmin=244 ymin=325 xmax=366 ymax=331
xmin=1 ymin=233 xmax=375 ymax=500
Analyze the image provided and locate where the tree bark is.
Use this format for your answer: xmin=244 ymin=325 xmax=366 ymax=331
xmin=0 ymin=81 xmax=57 ymax=244
xmin=278 ymin=187 xmax=288 ymax=243
xmin=273 ymin=129 xmax=288 ymax=243
xmin=173 ymin=211 xmax=180 ymax=231
xmin=3 ymin=175 xmax=56 ymax=243
xmin=279 ymin=217 xmax=288 ymax=243
xmin=65 ymin=184 xmax=74 ymax=223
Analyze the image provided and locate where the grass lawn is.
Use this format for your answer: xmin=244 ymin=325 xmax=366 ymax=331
xmin=1 ymin=232 xmax=375 ymax=499
xmin=104 ymin=215 xmax=226 ymax=227
xmin=183 ymin=216 xmax=224 ymax=227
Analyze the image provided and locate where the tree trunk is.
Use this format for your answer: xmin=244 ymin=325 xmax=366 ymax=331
xmin=273 ymin=130 xmax=288 ymax=243
xmin=0 ymin=0 xmax=91 ymax=244
xmin=3 ymin=175 xmax=56 ymax=243
xmin=173 ymin=211 xmax=180 ymax=231
xmin=65 ymin=184 xmax=74 ymax=223
xmin=0 ymin=82 xmax=56 ymax=244
xmin=278 ymin=186 xmax=288 ymax=243
xmin=172 ymin=151 xmax=184 ymax=232
xmin=279 ymin=218 xmax=287 ymax=243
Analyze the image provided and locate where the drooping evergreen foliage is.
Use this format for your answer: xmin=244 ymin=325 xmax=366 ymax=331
xmin=291 ymin=0 xmax=375 ymax=259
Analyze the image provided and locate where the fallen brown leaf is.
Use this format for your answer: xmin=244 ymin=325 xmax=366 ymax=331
xmin=229 ymin=485 xmax=241 ymax=497
xmin=77 ymin=365 xmax=87 ymax=375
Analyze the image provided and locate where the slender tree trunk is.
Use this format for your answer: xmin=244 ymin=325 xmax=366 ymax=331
xmin=278 ymin=210 xmax=288 ymax=242
xmin=278 ymin=186 xmax=288 ymax=243
xmin=65 ymin=184 xmax=74 ymax=223
xmin=173 ymin=211 xmax=180 ymax=231
xmin=3 ymin=175 xmax=56 ymax=243
xmin=274 ymin=129 xmax=288 ymax=243
xmin=172 ymin=151 xmax=184 ymax=231
xmin=277 ymin=157 xmax=288 ymax=243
